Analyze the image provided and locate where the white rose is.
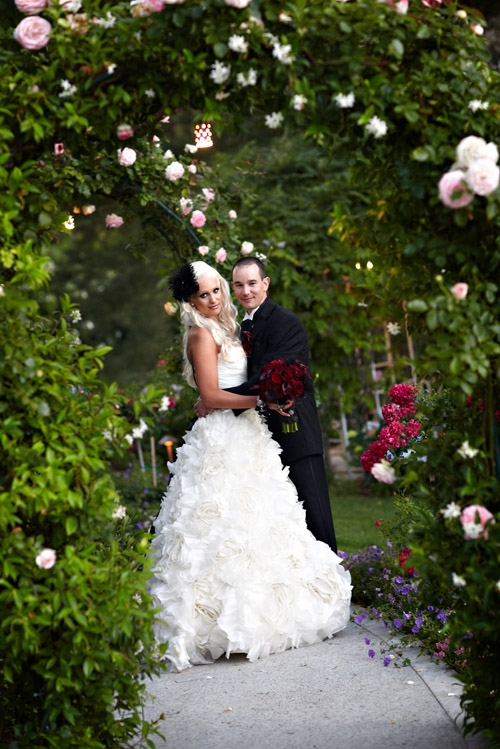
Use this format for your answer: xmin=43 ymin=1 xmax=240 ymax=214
xmin=35 ymin=548 xmax=57 ymax=569
xmin=117 ymin=147 xmax=137 ymax=166
xmin=112 ymin=505 xmax=127 ymax=519
xmin=240 ymin=241 xmax=254 ymax=255
xmin=466 ymin=157 xmax=500 ymax=196
xmin=371 ymin=459 xmax=396 ymax=484
xmin=456 ymin=136 xmax=498 ymax=167
xmin=165 ymin=161 xmax=185 ymax=181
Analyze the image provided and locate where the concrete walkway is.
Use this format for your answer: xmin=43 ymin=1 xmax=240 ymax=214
xmin=143 ymin=611 xmax=490 ymax=749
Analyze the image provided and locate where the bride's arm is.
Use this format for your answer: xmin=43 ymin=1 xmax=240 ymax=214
xmin=188 ymin=327 xmax=257 ymax=410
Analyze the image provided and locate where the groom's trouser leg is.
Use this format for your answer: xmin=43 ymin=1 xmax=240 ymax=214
xmin=287 ymin=454 xmax=338 ymax=554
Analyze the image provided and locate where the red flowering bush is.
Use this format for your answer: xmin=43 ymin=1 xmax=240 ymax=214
xmin=360 ymin=384 xmax=421 ymax=475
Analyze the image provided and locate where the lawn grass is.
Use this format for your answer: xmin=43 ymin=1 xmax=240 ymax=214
xmin=329 ymin=480 xmax=397 ymax=554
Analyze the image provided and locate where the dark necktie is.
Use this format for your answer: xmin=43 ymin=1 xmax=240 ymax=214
xmin=240 ymin=319 xmax=253 ymax=332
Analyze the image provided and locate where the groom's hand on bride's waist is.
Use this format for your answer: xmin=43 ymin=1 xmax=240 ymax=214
xmin=194 ymin=397 xmax=214 ymax=418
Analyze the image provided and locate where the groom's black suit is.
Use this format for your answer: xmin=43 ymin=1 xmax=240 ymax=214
xmin=228 ymin=297 xmax=338 ymax=553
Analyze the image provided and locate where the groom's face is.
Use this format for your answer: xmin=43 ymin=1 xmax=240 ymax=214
xmin=232 ymin=263 xmax=270 ymax=313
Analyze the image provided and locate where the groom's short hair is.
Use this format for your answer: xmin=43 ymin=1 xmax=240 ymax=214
xmin=232 ymin=257 xmax=267 ymax=280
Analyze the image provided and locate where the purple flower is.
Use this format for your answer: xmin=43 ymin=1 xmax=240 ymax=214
xmin=400 ymin=584 xmax=410 ymax=595
xmin=393 ymin=618 xmax=403 ymax=629
xmin=337 ymin=550 xmax=349 ymax=560
xmin=436 ymin=609 xmax=448 ymax=624
xmin=364 ymin=637 xmax=371 ymax=645
xmin=395 ymin=576 xmax=404 ymax=584
xmin=388 ymin=594 xmax=395 ymax=604
xmin=428 ymin=606 xmax=434 ymax=612
xmin=377 ymin=593 xmax=383 ymax=598
xmin=412 ymin=625 xmax=420 ymax=634
xmin=387 ymin=541 xmax=393 ymax=548
xmin=371 ymin=607 xmax=378 ymax=616
xmin=383 ymin=656 xmax=391 ymax=667
xmin=415 ymin=616 xmax=423 ymax=627
xmin=368 ymin=567 xmax=374 ymax=573
xmin=403 ymin=612 xmax=411 ymax=620
xmin=354 ymin=614 xmax=365 ymax=624
xmin=368 ymin=649 xmax=375 ymax=658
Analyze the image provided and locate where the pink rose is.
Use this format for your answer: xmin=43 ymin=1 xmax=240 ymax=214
xmin=438 ymin=170 xmax=474 ymax=209
xmin=82 ymin=204 xmax=95 ymax=215
xmin=198 ymin=245 xmax=210 ymax=255
xmin=451 ymin=282 xmax=468 ymax=300
xmin=466 ymin=158 xmax=500 ymax=196
xmin=15 ymin=0 xmax=47 ymax=14
xmin=224 ymin=0 xmax=251 ymax=6
xmin=190 ymin=210 xmax=206 ymax=228
xmin=54 ymin=142 xmax=64 ymax=155
xmin=461 ymin=504 xmax=495 ymax=540
xmin=165 ymin=161 xmax=185 ymax=181
xmin=378 ymin=0 xmax=408 ymax=13
xmin=117 ymin=147 xmax=137 ymax=166
xmin=215 ymin=248 xmax=227 ymax=262
xmin=35 ymin=548 xmax=57 ymax=569
xmin=106 ymin=213 xmax=124 ymax=228
xmin=180 ymin=198 xmax=193 ymax=216
xmin=131 ymin=0 xmax=165 ymax=16
xmin=117 ymin=124 xmax=134 ymax=140
xmin=202 ymin=187 xmax=215 ymax=203
xmin=14 ymin=15 xmax=51 ymax=49
xmin=228 ymin=209 xmax=237 ymax=219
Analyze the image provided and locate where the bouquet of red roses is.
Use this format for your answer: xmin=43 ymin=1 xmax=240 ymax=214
xmin=258 ymin=358 xmax=311 ymax=433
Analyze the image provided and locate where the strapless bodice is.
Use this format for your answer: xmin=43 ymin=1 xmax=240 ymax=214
xmin=217 ymin=345 xmax=247 ymax=389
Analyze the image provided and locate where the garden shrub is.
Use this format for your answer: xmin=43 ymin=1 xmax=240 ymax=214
xmin=0 ymin=291 xmax=166 ymax=747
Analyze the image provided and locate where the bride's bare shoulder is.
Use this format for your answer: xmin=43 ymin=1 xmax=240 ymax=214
xmin=188 ymin=326 xmax=215 ymax=345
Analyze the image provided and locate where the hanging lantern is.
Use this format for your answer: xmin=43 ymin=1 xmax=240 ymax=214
xmin=194 ymin=123 xmax=213 ymax=149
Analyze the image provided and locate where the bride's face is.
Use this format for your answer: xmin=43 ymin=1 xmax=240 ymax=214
xmin=190 ymin=276 xmax=222 ymax=319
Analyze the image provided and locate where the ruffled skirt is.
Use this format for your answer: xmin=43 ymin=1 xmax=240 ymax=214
xmin=148 ymin=409 xmax=351 ymax=671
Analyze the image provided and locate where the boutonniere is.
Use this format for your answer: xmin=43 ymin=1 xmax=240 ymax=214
xmin=241 ymin=330 xmax=254 ymax=356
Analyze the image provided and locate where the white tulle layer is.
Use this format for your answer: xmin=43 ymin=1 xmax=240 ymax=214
xmin=148 ymin=408 xmax=352 ymax=672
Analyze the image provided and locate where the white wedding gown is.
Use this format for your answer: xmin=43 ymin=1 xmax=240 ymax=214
xmin=148 ymin=344 xmax=352 ymax=671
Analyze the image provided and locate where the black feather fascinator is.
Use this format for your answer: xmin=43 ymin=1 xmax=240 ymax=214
xmin=169 ymin=262 xmax=199 ymax=302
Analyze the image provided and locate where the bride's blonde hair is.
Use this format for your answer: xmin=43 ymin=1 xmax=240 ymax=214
xmin=180 ymin=261 xmax=240 ymax=386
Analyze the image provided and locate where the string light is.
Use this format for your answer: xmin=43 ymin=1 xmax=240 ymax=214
xmin=355 ymin=262 xmax=361 ymax=270
xmin=63 ymin=215 xmax=75 ymax=230
xmin=366 ymin=261 xmax=373 ymax=270
xmin=194 ymin=123 xmax=213 ymax=149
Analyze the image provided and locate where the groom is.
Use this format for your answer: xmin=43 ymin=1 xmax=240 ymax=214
xmin=229 ymin=257 xmax=338 ymax=553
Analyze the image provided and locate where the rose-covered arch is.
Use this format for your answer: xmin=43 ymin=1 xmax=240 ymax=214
xmin=1 ymin=0 xmax=500 ymax=744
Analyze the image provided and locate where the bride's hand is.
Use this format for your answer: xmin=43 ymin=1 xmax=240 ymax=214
xmin=195 ymin=396 xmax=214 ymax=418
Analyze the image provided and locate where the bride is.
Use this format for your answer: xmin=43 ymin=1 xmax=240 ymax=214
xmin=148 ymin=260 xmax=351 ymax=671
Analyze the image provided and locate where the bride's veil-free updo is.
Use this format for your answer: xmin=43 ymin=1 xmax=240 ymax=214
xmin=180 ymin=261 xmax=240 ymax=387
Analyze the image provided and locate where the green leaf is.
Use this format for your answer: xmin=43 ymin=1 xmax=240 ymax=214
xmin=65 ymin=516 xmax=78 ymax=536
xmin=213 ymin=42 xmax=228 ymax=58
xmin=407 ymin=299 xmax=428 ymax=312
xmin=411 ymin=147 xmax=430 ymax=162
xmin=339 ymin=21 xmax=351 ymax=34
xmin=389 ymin=39 xmax=404 ymax=58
